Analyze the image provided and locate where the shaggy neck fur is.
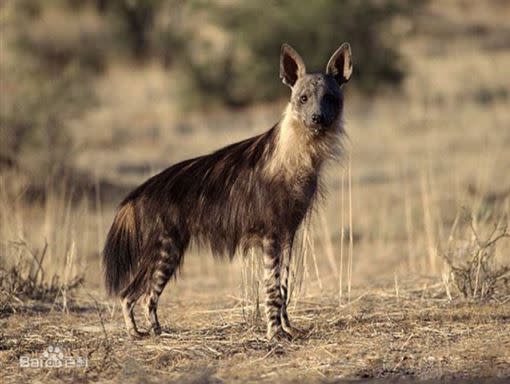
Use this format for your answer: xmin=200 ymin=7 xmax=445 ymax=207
xmin=268 ymin=103 xmax=344 ymax=179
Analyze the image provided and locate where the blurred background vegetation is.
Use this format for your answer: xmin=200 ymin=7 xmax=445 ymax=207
xmin=0 ymin=0 xmax=424 ymax=182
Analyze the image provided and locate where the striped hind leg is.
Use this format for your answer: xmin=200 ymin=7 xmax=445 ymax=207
xmin=143 ymin=234 xmax=183 ymax=335
xmin=263 ymin=237 xmax=291 ymax=341
xmin=119 ymin=276 xmax=148 ymax=339
xmin=121 ymin=295 xmax=148 ymax=339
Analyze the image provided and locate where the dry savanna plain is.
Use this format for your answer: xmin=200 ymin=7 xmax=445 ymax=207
xmin=1 ymin=1 xmax=510 ymax=383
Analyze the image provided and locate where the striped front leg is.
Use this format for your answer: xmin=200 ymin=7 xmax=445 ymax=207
xmin=280 ymin=243 xmax=292 ymax=331
xmin=263 ymin=237 xmax=291 ymax=341
xmin=280 ymin=242 xmax=303 ymax=338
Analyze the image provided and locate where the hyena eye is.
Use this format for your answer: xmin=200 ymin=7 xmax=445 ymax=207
xmin=299 ymin=95 xmax=308 ymax=104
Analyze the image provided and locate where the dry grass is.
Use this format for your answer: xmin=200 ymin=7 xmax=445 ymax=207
xmin=1 ymin=286 xmax=509 ymax=383
xmin=1 ymin=0 xmax=510 ymax=382
xmin=0 ymin=239 xmax=83 ymax=314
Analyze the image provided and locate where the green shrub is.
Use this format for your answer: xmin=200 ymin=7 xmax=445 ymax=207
xmin=0 ymin=2 xmax=96 ymax=182
xmin=174 ymin=0 xmax=424 ymax=107
xmin=0 ymin=62 xmax=93 ymax=181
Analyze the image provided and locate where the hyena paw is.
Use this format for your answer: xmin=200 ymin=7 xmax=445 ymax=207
xmin=151 ymin=325 xmax=162 ymax=336
xmin=128 ymin=328 xmax=150 ymax=340
xmin=267 ymin=327 xmax=293 ymax=342
xmin=282 ymin=324 xmax=305 ymax=339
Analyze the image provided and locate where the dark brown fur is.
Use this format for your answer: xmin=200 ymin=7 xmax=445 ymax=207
xmin=103 ymin=43 xmax=352 ymax=339
xmin=104 ymin=125 xmax=318 ymax=293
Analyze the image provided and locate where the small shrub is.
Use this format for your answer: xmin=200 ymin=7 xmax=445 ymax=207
xmin=443 ymin=221 xmax=510 ymax=301
xmin=12 ymin=0 xmax=112 ymax=75
xmin=0 ymin=63 xmax=94 ymax=184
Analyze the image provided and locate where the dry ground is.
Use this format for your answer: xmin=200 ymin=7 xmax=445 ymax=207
xmin=1 ymin=284 xmax=509 ymax=383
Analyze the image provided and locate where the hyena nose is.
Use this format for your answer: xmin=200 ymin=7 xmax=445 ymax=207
xmin=311 ymin=114 xmax=323 ymax=125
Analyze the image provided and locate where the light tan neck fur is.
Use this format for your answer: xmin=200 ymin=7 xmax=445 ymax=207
xmin=266 ymin=103 xmax=343 ymax=179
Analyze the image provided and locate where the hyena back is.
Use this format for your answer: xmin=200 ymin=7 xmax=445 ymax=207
xmin=103 ymin=43 xmax=353 ymax=340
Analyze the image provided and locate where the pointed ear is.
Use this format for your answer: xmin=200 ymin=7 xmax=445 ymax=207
xmin=326 ymin=43 xmax=353 ymax=86
xmin=280 ymin=43 xmax=306 ymax=88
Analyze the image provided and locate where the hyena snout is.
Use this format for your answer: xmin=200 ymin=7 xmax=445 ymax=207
xmin=308 ymin=107 xmax=336 ymax=133
xmin=309 ymin=113 xmax=328 ymax=134
xmin=311 ymin=113 xmax=322 ymax=125
xmin=294 ymin=82 xmax=344 ymax=134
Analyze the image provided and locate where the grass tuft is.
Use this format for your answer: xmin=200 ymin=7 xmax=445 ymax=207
xmin=0 ymin=239 xmax=83 ymax=314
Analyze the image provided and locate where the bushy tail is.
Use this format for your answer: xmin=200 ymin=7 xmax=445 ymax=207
xmin=103 ymin=202 xmax=140 ymax=296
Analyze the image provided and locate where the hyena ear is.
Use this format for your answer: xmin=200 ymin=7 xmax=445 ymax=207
xmin=280 ymin=43 xmax=306 ymax=88
xmin=326 ymin=43 xmax=353 ymax=86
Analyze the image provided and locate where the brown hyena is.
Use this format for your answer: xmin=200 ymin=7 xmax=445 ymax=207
xmin=103 ymin=43 xmax=353 ymax=340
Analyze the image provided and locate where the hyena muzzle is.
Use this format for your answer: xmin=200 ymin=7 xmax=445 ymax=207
xmin=103 ymin=42 xmax=353 ymax=341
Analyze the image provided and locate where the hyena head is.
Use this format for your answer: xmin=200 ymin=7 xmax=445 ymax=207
xmin=280 ymin=43 xmax=353 ymax=135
